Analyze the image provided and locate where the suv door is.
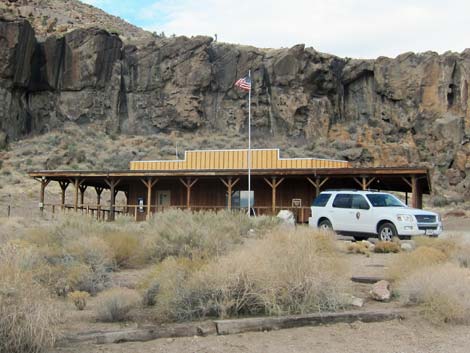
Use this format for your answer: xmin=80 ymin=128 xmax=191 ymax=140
xmin=349 ymin=194 xmax=374 ymax=233
xmin=331 ymin=193 xmax=354 ymax=231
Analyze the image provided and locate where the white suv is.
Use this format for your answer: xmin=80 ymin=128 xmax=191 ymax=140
xmin=309 ymin=190 xmax=443 ymax=241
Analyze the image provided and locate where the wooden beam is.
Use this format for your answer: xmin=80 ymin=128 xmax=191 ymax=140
xmin=353 ymin=176 xmax=376 ymax=190
xmin=306 ymin=176 xmax=329 ymax=196
xmin=220 ymin=177 xmax=239 ymax=210
xmin=70 ymin=178 xmax=84 ymax=212
xmin=180 ymin=177 xmax=198 ymax=209
xmin=411 ymin=175 xmax=422 ymax=209
xmin=79 ymin=184 xmax=87 ymax=205
xmin=58 ymin=180 xmax=69 ymax=209
xmin=105 ymin=178 xmax=121 ymax=221
xmin=36 ymin=177 xmax=50 ymax=212
xmin=264 ymin=177 xmax=284 ymax=214
xmin=95 ymin=186 xmax=104 ymax=206
xmin=141 ymin=177 xmax=159 ymax=219
xmin=365 ymin=177 xmax=376 ymax=189
xmin=401 ymin=176 xmax=412 ymax=189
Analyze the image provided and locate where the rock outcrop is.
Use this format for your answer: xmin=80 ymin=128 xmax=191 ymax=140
xmin=1 ymin=18 xmax=470 ymax=201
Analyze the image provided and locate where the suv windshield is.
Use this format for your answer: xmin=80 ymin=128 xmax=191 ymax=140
xmin=366 ymin=193 xmax=405 ymax=207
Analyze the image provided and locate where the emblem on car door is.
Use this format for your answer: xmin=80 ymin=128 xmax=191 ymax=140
xmin=356 ymin=212 xmax=361 ymax=220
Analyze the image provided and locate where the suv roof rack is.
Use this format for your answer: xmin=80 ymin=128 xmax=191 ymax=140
xmin=322 ymin=189 xmax=381 ymax=192
xmin=323 ymin=189 xmax=359 ymax=192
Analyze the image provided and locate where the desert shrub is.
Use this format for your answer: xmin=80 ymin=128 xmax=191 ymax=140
xmin=96 ymin=288 xmax=140 ymax=322
xmin=448 ymin=238 xmax=470 ymax=268
xmin=347 ymin=241 xmax=371 ymax=255
xmin=413 ymin=236 xmax=457 ymax=257
xmin=387 ymin=246 xmax=448 ymax=281
xmin=103 ymin=231 xmax=147 ymax=268
xmin=146 ymin=209 xmax=279 ymax=261
xmin=398 ymin=264 xmax=470 ymax=324
xmin=374 ymin=241 xmax=400 ymax=253
xmin=141 ymin=257 xmax=204 ymax=315
xmin=146 ymin=228 xmax=350 ymax=321
xmin=68 ymin=291 xmax=90 ymax=310
xmin=0 ymin=244 xmax=60 ymax=353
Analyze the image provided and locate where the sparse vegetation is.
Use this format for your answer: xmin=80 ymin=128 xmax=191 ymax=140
xmin=388 ymin=246 xmax=448 ymax=281
xmin=347 ymin=241 xmax=371 ymax=255
xmin=68 ymin=291 xmax=90 ymax=310
xmin=374 ymin=241 xmax=401 ymax=253
xmin=96 ymin=288 xmax=140 ymax=322
xmin=0 ymin=243 xmax=60 ymax=353
xmin=398 ymin=263 xmax=470 ymax=324
xmin=143 ymin=228 xmax=351 ymax=321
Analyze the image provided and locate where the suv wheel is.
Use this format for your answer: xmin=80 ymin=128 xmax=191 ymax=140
xmin=378 ymin=222 xmax=397 ymax=242
xmin=318 ymin=219 xmax=333 ymax=231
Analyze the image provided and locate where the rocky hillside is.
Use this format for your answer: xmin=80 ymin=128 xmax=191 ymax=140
xmin=0 ymin=13 xmax=469 ymax=203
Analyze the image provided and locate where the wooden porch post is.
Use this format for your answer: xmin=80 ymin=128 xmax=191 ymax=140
xmin=58 ymin=181 xmax=69 ymax=210
xmin=180 ymin=177 xmax=198 ymax=209
xmin=105 ymin=178 xmax=120 ymax=221
xmin=79 ymin=184 xmax=87 ymax=206
xmin=141 ymin=177 xmax=159 ymax=219
xmin=264 ymin=177 xmax=284 ymax=214
xmin=401 ymin=176 xmax=422 ymax=209
xmin=70 ymin=178 xmax=84 ymax=212
xmin=37 ymin=177 xmax=50 ymax=213
xmin=353 ymin=176 xmax=376 ymax=190
xmin=220 ymin=177 xmax=239 ymax=210
xmin=306 ymin=176 xmax=329 ymax=196
xmin=95 ymin=186 xmax=104 ymax=206
xmin=411 ymin=175 xmax=422 ymax=209
xmin=95 ymin=186 xmax=103 ymax=220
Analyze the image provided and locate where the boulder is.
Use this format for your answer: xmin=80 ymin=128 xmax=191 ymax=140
xmin=400 ymin=243 xmax=414 ymax=252
xmin=370 ymin=280 xmax=391 ymax=302
xmin=277 ymin=210 xmax=295 ymax=226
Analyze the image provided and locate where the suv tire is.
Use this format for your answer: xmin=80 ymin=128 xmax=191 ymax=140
xmin=318 ymin=219 xmax=333 ymax=231
xmin=378 ymin=222 xmax=397 ymax=242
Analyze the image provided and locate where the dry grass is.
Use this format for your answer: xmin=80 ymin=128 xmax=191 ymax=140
xmin=387 ymin=246 xmax=448 ymax=281
xmin=347 ymin=241 xmax=372 ymax=255
xmin=96 ymin=288 xmax=141 ymax=322
xmin=413 ymin=236 xmax=457 ymax=257
xmin=374 ymin=241 xmax=400 ymax=253
xmin=0 ymin=243 xmax=60 ymax=353
xmin=5 ymin=210 xmax=276 ymax=298
xmin=398 ymin=263 xmax=470 ymax=324
xmin=146 ymin=209 xmax=279 ymax=261
xmin=145 ymin=228 xmax=351 ymax=321
xmin=68 ymin=291 xmax=90 ymax=311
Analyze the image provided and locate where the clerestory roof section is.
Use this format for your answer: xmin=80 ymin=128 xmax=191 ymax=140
xmin=129 ymin=149 xmax=351 ymax=171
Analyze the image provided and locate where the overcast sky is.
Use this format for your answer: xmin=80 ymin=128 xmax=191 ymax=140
xmin=82 ymin=0 xmax=470 ymax=58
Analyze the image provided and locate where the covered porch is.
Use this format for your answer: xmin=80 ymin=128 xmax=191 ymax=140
xmin=28 ymin=167 xmax=431 ymax=223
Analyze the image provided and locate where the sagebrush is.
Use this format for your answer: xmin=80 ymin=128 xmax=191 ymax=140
xmin=399 ymin=263 xmax=470 ymax=324
xmin=144 ymin=228 xmax=351 ymax=321
xmin=0 ymin=243 xmax=60 ymax=353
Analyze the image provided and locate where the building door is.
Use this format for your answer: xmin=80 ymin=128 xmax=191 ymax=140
xmin=156 ymin=190 xmax=171 ymax=211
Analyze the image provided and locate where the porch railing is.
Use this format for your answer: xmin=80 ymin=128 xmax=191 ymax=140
xmin=3 ymin=203 xmax=312 ymax=223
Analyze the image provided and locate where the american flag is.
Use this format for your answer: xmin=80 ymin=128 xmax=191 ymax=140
xmin=234 ymin=75 xmax=251 ymax=91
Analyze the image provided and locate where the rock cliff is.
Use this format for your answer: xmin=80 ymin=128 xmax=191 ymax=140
xmin=1 ymin=18 xmax=469 ymax=201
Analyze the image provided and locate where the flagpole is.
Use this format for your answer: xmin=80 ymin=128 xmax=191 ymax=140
xmin=247 ymin=70 xmax=252 ymax=216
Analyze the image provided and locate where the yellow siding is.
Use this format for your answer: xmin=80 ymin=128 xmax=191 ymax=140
xmin=130 ymin=149 xmax=350 ymax=171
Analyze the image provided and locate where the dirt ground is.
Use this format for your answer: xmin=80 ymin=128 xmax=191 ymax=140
xmin=50 ymin=217 xmax=470 ymax=353
xmin=54 ymin=318 xmax=470 ymax=353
